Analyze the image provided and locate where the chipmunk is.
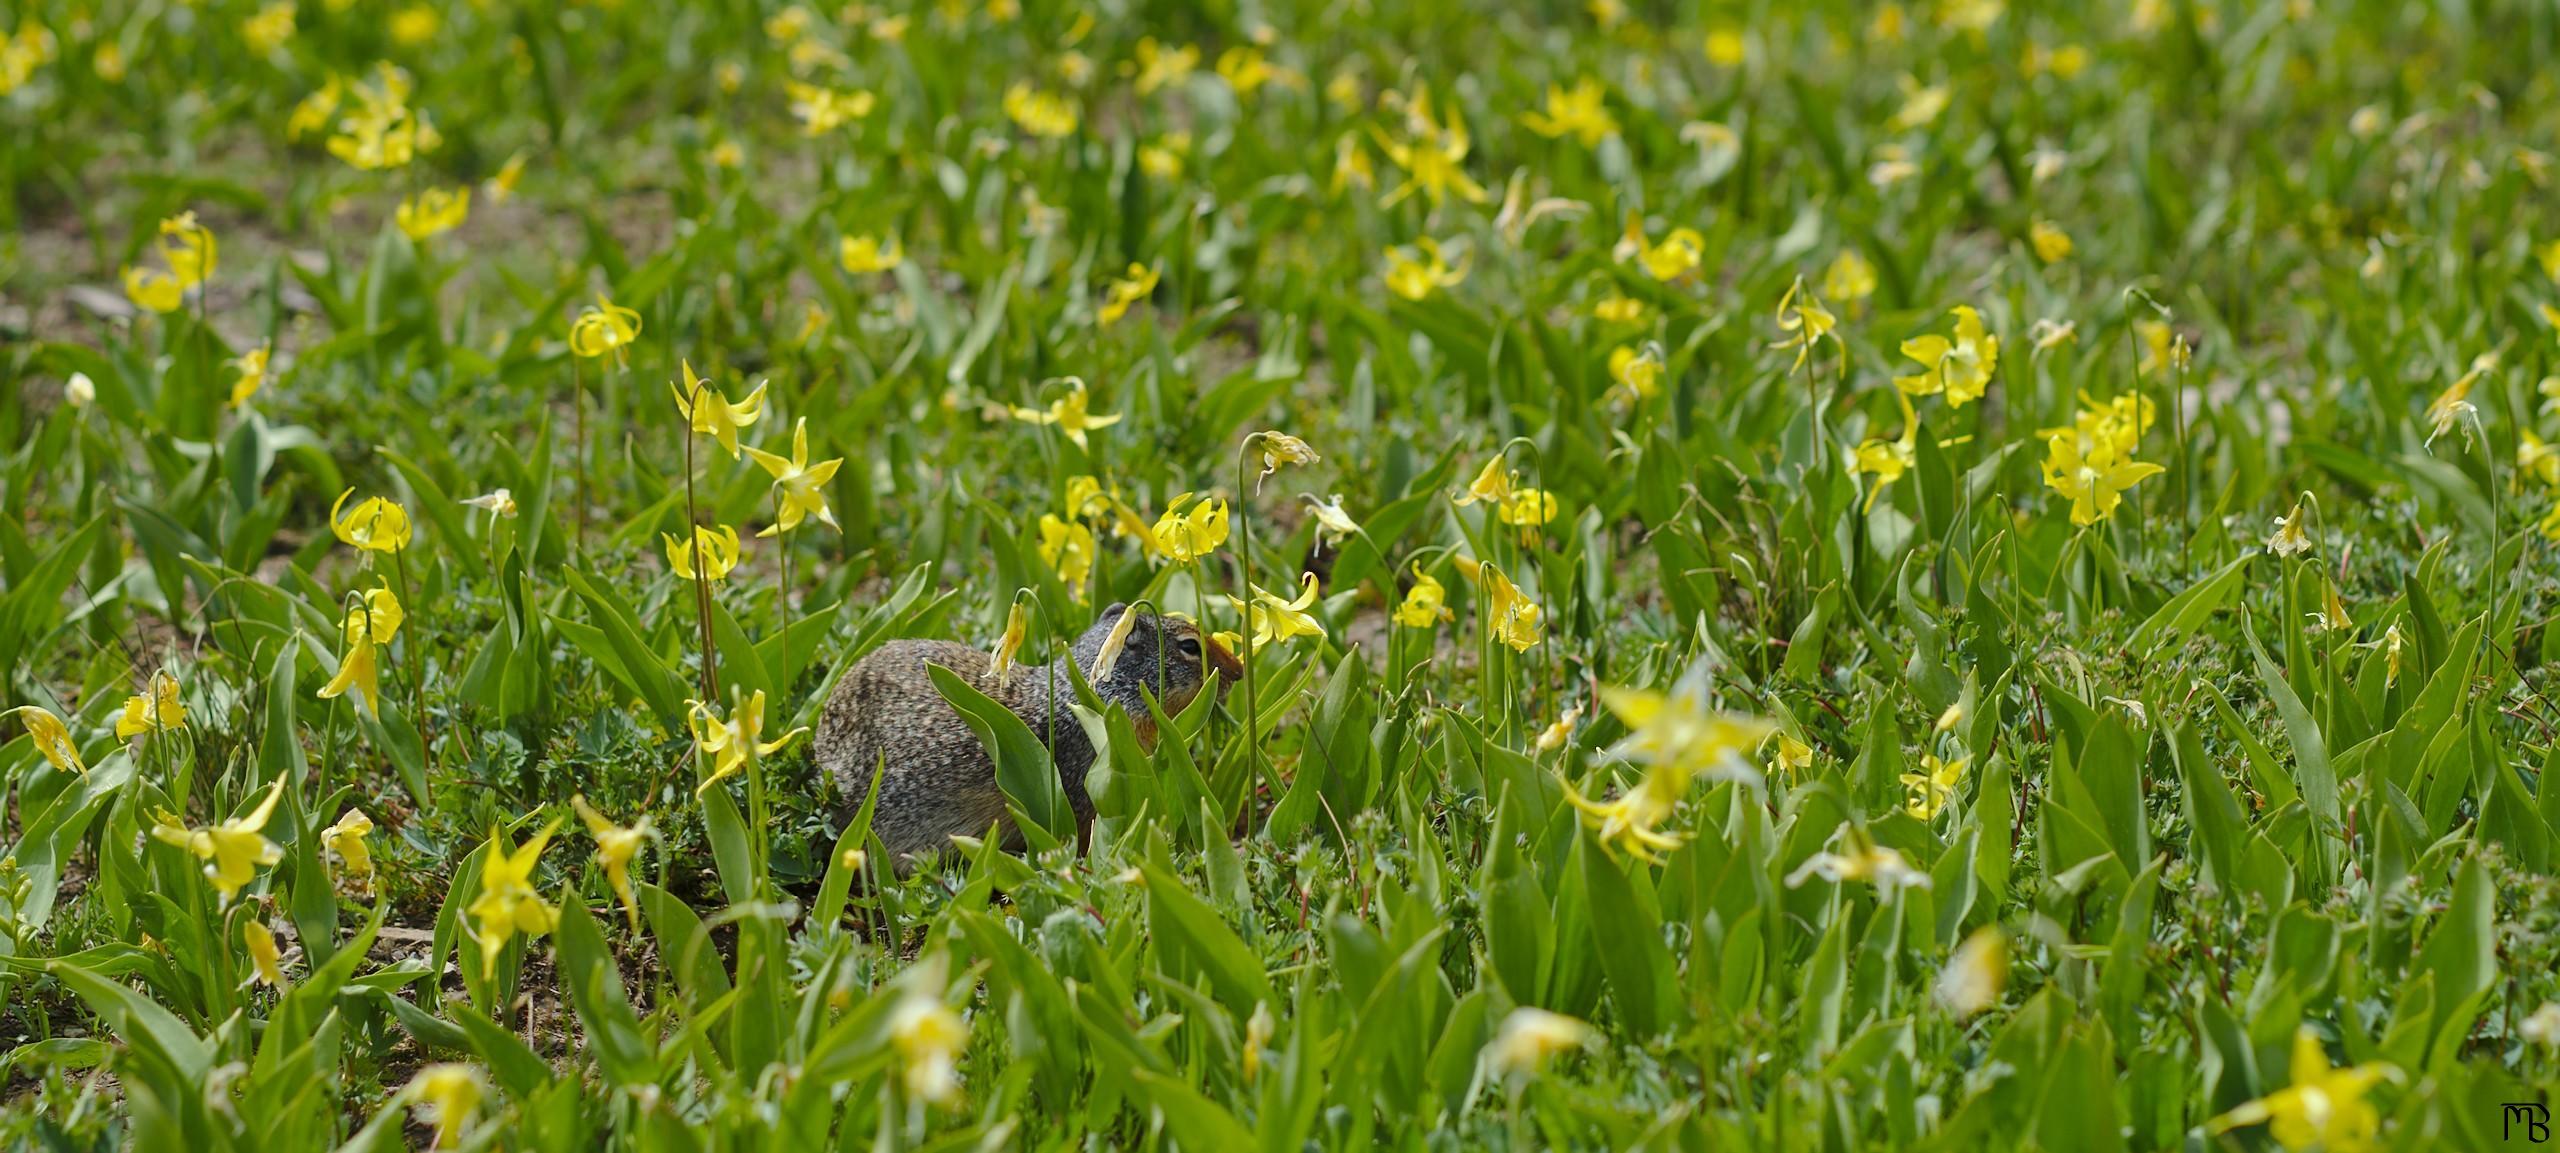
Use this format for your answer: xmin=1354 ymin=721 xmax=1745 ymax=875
xmin=815 ymin=604 xmax=1241 ymax=868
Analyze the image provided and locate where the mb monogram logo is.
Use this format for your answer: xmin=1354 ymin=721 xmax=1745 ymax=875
xmin=2508 ymin=1102 xmax=2553 ymax=1144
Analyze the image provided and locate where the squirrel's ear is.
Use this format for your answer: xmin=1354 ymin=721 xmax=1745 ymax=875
xmin=1100 ymin=601 xmax=1129 ymax=622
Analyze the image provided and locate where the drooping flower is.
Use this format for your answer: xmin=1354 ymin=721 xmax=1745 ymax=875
xmin=410 ymin=1064 xmax=484 ymax=1150
xmin=989 ymin=598 xmax=1030 ymax=685
xmin=1454 ymin=456 xmax=1515 ymax=507
xmin=1617 ymin=213 xmax=1705 ymax=282
xmin=1476 ymin=562 xmax=1543 ymax=652
xmin=484 ymin=152 xmax=526 ymax=203
xmin=1303 ymin=494 xmax=1361 ymax=548
xmin=787 ymin=82 xmax=877 ymax=134
xmin=664 ymin=524 xmax=743 ymax=582
xmin=669 ymin=361 xmax=768 ymax=458
xmin=150 ymin=779 xmax=285 ymax=902
xmin=569 ymin=295 xmax=642 ymax=363
xmin=839 ymin=234 xmax=904 ymax=274
xmin=317 ymin=583 xmax=406 ymax=715
xmin=1258 ymin=431 xmax=1322 ymax=483
xmin=1483 ymin=1008 xmax=1597 ymax=1079
xmin=244 ymin=920 xmax=287 ymax=987
xmin=1593 ymin=295 xmax=1646 ymax=325
xmin=1535 ymin=706 xmax=1582 ymax=753
xmin=1131 ymin=38 xmax=1199 ymax=95
xmin=1230 ymin=573 xmax=1327 ymax=647
xmin=1394 ymin=568 xmax=1453 ymax=629
xmin=117 ymin=671 xmax=187 ymax=739
xmin=1036 ymin=514 xmax=1096 ymax=592
xmin=467 ymin=821 xmax=560 ymax=971
xmin=228 ymin=346 xmax=271 ymax=407
xmin=571 ymin=795 xmax=651 ymax=930
xmin=686 ymin=691 xmax=807 ymax=794
xmin=1150 ymin=493 xmax=1230 ymax=563
xmin=1771 ymin=277 xmax=1839 ymax=375
xmin=1784 ymin=830 xmax=1931 ymax=896
xmin=1097 ymin=264 xmax=1159 ymax=326
xmin=1010 ymin=378 xmax=1126 ymax=447
xmin=1002 ymin=82 xmax=1079 ymax=137
xmin=395 ymin=186 xmax=470 ymax=241
xmin=322 ymin=808 xmax=375 ymax=887
xmin=1895 ymin=305 xmax=1999 ymax=407
xmin=462 ymin=489 xmax=517 ymax=519
xmin=325 ymin=64 xmax=439 ymax=171
xmin=1383 ymin=238 xmax=1469 ymax=301
xmin=2028 ymin=219 xmax=2072 ymax=263
xmin=157 ymin=212 xmax=218 ymax=287
xmin=889 ymin=959 xmax=970 ymax=1105
xmin=330 ymin=489 xmax=414 ymax=553
xmin=1565 ymin=669 xmax=1774 ymax=861
xmin=1609 ymin=344 xmax=1664 ymax=403
xmin=2040 ymin=428 xmax=2164 ymax=526
xmin=2267 ymin=497 xmax=2316 ymax=557
xmin=122 ymin=266 xmax=182 ymax=313
xmin=1822 ymin=249 xmax=1878 ymax=313
xmin=2207 ymin=1028 xmax=2395 ymax=1152
xmin=1900 ymin=753 xmax=1968 ymax=819
xmin=1370 ymin=87 xmax=1487 ymax=207
xmin=2425 ymin=354 xmax=2494 ymax=447
xmin=1497 ymin=488 xmax=1559 ymax=543
xmin=6 ymin=705 xmax=85 ymax=774
xmin=1852 ymin=390 xmax=1921 ymax=513
xmin=1766 ymin=731 xmax=1815 ymax=777
xmin=1935 ymin=926 xmax=2008 ymax=1017
xmin=744 ymin=419 xmax=844 ymax=536
xmin=1521 ymin=76 xmax=1617 ymax=147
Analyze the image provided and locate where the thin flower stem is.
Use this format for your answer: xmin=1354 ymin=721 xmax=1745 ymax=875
xmin=682 ymin=382 xmax=719 ymax=702
xmin=391 ymin=546 xmax=432 ymax=782
xmin=1232 ymin=434 xmax=1263 ymax=835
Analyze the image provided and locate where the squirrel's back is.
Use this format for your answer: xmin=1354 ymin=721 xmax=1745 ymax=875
xmin=816 ymin=639 xmax=1022 ymax=861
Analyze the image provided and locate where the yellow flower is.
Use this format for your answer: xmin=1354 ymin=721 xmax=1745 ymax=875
xmin=1382 ymin=238 xmax=1468 ymax=301
xmin=1609 ymin=345 xmax=1664 ymax=402
xmin=1394 ymin=568 xmax=1454 ymax=629
xmin=1216 ymin=46 xmax=1296 ymax=98
xmin=989 ymin=598 xmax=1030 ymax=685
xmin=1370 ymin=88 xmax=1487 ymax=207
xmin=1243 ymin=1002 xmax=1277 ymax=1083
xmin=1303 ymin=493 xmax=1361 ymax=548
xmin=2425 ymin=354 xmax=2493 ymax=446
xmin=2028 ymin=218 xmax=2072 ymax=263
xmin=2522 ymin=429 xmax=2560 ymax=488
xmin=1535 ymin=706 xmax=1582 ymax=753
xmin=484 ymin=152 xmax=527 ymax=203
xmin=1593 ymin=295 xmax=1646 ymax=325
xmin=670 ymin=361 xmax=769 ymax=459
xmin=2029 ymin=318 xmax=2078 ymax=351
xmin=330 ymin=489 xmax=414 ymax=552
xmin=2135 ymin=319 xmax=2180 ymax=375
xmin=1566 ymin=674 xmax=1774 ymax=860
xmin=1037 ymin=514 xmax=1096 ymax=591
xmin=788 ymin=82 xmax=877 ymax=134
xmin=117 ymin=672 xmax=187 ymax=739
xmin=1258 ymin=430 xmax=1321 ymax=484
xmin=323 ymin=807 xmax=375 ymax=886
xmin=410 ymin=1064 xmax=484 ymax=1150
xmin=1149 ymin=493 xmax=1230 ymax=563
xmin=467 ymin=820 xmax=560 ymax=971
xmin=1231 ymin=573 xmax=1328 ymax=648
xmin=2041 ymin=391 xmax=2155 ymax=466
xmin=1010 ymin=378 xmax=1125 ymax=446
xmin=1330 ymin=133 xmax=1375 ymax=196
xmin=1823 ymin=251 xmax=1878 ymax=312
xmin=2208 ymin=1028 xmax=2395 ymax=1152
xmin=569 ymin=295 xmax=643 ymax=362
xmin=1483 ymin=1008 xmax=1596 ymax=1079
xmin=664 ymin=524 xmax=743 ymax=582
xmin=325 ymin=65 xmax=438 ymax=171
xmin=1477 ymin=562 xmax=1543 ymax=652
xmin=242 ymin=2 xmax=297 ymax=55
xmin=1895 ymin=305 xmax=1999 ymax=407
xmin=1097 ymin=263 xmax=1159 ymax=326
xmin=1900 ymin=753 xmax=1968 ymax=819
xmin=2040 ymin=429 xmax=2164 ymax=526
xmin=1785 ymin=832 xmax=1931 ymax=896
xmin=1618 ymin=214 xmax=1705 ymax=282
xmin=5 ymin=706 xmax=84 ymax=774
xmin=228 ymin=346 xmax=270 ymax=407
xmin=2268 ymin=498 xmax=2316 ymax=556
xmin=839 ymin=233 xmax=904 ymax=274
xmin=1704 ymin=27 xmax=1746 ymax=67
xmin=122 ymin=266 xmax=183 ymax=313
xmin=744 ymin=419 xmax=844 ymax=536
xmin=1497 ymin=488 xmax=1558 ymax=543
xmin=572 ymin=795 xmax=651 ymax=930
xmin=395 ymin=186 xmax=470 ymax=242
xmin=1888 ymin=76 xmax=1950 ymax=131
xmin=1853 ymin=389 xmax=1921 ymax=513
xmin=686 ymin=691 xmax=806 ymax=794
xmin=388 ymin=5 xmax=439 ymax=45
xmin=1766 ymin=731 xmax=1814 ymax=777
xmin=1935 ymin=926 xmax=2008 ymax=1017
xmin=1454 ymin=456 xmax=1515 ymax=507
xmin=1771 ymin=277 xmax=1838 ymax=375
xmin=288 ymin=74 xmax=344 ymax=140
xmin=318 ymin=583 xmax=406 ymax=715
xmin=1002 ymin=81 xmax=1078 ymax=137
xmin=462 ymin=489 xmax=517 ymax=519
xmin=1521 ymin=77 xmax=1617 ymax=147
xmin=889 ymin=965 xmax=970 ymax=1105
xmin=158 ymin=212 xmax=218 ymax=287
xmin=150 ymin=779 xmax=285 ymax=902
xmin=1132 ymin=38 xmax=1199 ymax=95
xmin=244 ymin=920 xmax=287 ymax=987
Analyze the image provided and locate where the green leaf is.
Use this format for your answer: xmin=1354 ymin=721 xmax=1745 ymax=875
xmin=928 ymin=662 xmax=1073 ymax=848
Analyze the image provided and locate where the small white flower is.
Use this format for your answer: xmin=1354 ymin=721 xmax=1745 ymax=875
xmin=65 ymin=372 xmax=96 ymax=407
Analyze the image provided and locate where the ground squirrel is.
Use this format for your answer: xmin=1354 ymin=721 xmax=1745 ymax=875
xmin=816 ymin=604 xmax=1242 ymax=866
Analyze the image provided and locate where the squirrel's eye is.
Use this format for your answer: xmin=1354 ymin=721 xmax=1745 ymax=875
xmin=1176 ymin=636 xmax=1202 ymax=657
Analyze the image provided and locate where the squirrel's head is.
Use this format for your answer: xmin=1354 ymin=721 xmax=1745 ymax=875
xmin=1072 ymin=603 xmax=1242 ymax=717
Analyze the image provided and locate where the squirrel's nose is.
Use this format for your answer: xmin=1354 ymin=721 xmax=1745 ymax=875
xmin=1202 ymin=635 xmax=1244 ymax=682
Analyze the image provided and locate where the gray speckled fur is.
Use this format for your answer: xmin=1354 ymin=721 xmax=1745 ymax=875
xmin=816 ymin=605 xmax=1226 ymax=866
